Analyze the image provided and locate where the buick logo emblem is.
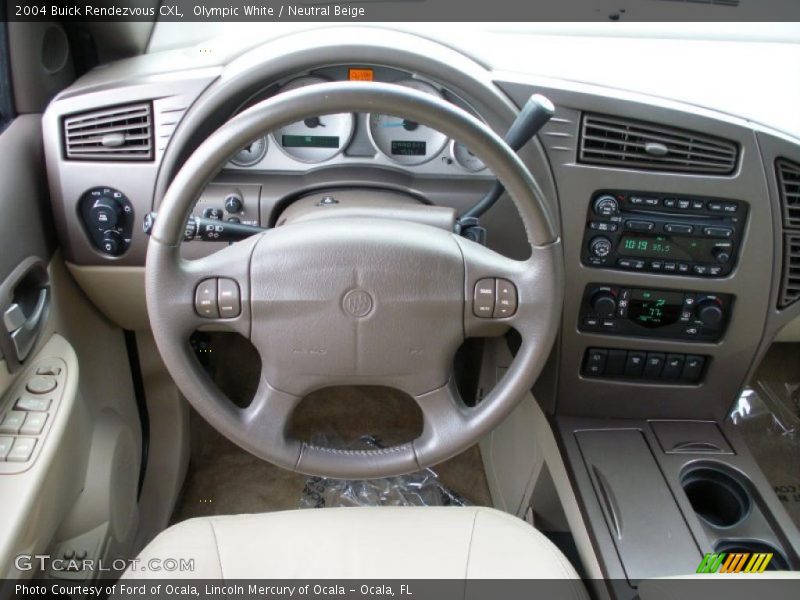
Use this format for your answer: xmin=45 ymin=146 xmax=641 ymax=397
xmin=342 ymin=289 xmax=373 ymax=318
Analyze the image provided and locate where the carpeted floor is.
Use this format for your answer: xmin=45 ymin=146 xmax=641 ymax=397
xmin=171 ymin=384 xmax=493 ymax=523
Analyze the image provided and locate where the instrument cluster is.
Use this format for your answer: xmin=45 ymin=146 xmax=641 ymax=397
xmin=225 ymin=67 xmax=490 ymax=176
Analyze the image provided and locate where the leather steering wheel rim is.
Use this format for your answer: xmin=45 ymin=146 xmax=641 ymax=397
xmin=146 ymin=81 xmax=563 ymax=479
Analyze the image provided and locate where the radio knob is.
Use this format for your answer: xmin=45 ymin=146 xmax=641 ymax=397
xmin=89 ymin=196 xmax=122 ymax=229
xmin=589 ymin=236 xmax=613 ymax=258
xmin=593 ymin=195 xmax=619 ymax=217
xmin=590 ymin=290 xmax=617 ymax=317
xmin=712 ymin=247 xmax=731 ymax=264
xmin=695 ymin=298 xmax=724 ymax=327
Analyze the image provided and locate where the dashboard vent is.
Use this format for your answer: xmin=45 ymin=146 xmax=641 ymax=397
xmin=579 ymin=114 xmax=738 ymax=175
xmin=63 ymin=103 xmax=153 ymax=161
xmin=777 ymin=159 xmax=800 ymax=229
xmin=779 ymin=234 xmax=800 ymax=308
xmin=777 ymin=159 xmax=800 ymax=308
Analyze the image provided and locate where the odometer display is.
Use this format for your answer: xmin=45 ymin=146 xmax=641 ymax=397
xmin=391 ymin=140 xmax=426 ymax=156
xmin=282 ymin=135 xmax=340 ymax=149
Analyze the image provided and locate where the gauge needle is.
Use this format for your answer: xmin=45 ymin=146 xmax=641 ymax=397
xmin=304 ymin=117 xmax=325 ymax=128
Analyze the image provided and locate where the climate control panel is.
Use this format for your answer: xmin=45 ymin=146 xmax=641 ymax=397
xmin=78 ymin=187 xmax=134 ymax=256
xmin=579 ymin=284 xmax=733 ymax=342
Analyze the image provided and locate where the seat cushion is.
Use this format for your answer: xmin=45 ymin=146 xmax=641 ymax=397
xmin=124 ymin=506 xmax=584 ymax=581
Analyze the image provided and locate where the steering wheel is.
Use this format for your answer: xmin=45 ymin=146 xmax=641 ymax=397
xmin=146 ymin=81 xmax=563 ymax=479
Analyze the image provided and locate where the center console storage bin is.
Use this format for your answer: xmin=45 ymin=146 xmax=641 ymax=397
xmin=576 ymin=429 xmax=702 ymax=583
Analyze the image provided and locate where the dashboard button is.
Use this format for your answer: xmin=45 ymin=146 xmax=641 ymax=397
xmin=677 ymin=199 xmax=692 ymax=210
xmin=643 ymin=353 xmax=666 ymax=378
xmin=703 ymin=226 xmax=733 ymax=238
xmin=203 ymin=207 xmax=224 ymax=220
xmin=473 ymin=278 xmax=495 ymax=318
xmin=678 ymin=263 xmax=690 ymax=273
xmin=625 ymin=220 xmax=655 ymax=232
xmin=663 ymin=223 xmax=693 ymax=234
xmin=605 ymin=349 xmax=627 ymax=377
xmin=663 ymin=262 xmax=677 ymax=272
xmin=691 ymin=200 xmax=705 ymax=210
xmin=721 ymin=202 xmax=738 ymax=213
xmin=661 ymin=354 xmax=685 ymax=380
xmin=624 ymin=351 xmax=646 ymax=377
xmin=692 ymin=265 xmax=710 ymax=275
xmin=681 ymin=355 xmax=705 ymax=382
xmin=589 ymin=221 xmax=618 ymax=232
xmin=662 ymin=198 xmax=677 ymax=208
xmin=582 ymin=317 xmax=600 ymax=328
xmin=584 ymin=349 xmax=608 ymax=376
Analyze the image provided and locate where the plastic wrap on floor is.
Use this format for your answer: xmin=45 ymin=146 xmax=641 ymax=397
xmin=729 ymin=381 xmax=800 ymax=527
xmin=298 ymin=436 xmax=471 ymax=508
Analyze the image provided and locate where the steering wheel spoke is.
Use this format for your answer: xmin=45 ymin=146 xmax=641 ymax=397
xmin=413 ymin=378 xmax=470 ymax=467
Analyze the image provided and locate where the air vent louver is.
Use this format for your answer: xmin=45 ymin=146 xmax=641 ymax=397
xmin=777 ymin=159 xmax=800 ymax=229
xmin=63 ymin=103 xmax=153 ymax=161
xmin=579 ymin=114 xmax=737 ymax=175
xmin=779 ymin=233 xmax=800 ymax=308
xmin=777 ymin=159 xmax=800 ymax=308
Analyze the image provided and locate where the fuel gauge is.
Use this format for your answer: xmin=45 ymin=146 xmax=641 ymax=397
xmin=451 ymin=140 xmax=486 ymax=172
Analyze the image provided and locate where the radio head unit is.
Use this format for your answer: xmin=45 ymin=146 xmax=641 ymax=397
xmin=581 ymin=191 xmax=748 ymax=277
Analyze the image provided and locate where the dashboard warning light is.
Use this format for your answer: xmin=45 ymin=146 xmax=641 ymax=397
xmin=349 ymin=68 xmax=374 ymax=81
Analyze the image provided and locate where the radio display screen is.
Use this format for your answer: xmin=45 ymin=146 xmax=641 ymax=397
xmin=617 ymin=234 xmax=719 ymax=262
xmin=628 ymin=289 xmax=684 ymax=328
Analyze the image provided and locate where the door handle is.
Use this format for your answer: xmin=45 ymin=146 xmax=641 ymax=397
xmin=4 ymin=288 xmax=48 ymax=362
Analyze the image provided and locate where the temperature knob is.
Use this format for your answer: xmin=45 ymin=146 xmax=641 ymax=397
xmin=589 ymin=236 xmax=613 ymax=258
xmin=590 ymin=290 xmax=617 ymax=317
xmin=695 ymin=298 xmax=724 ymax=327
xmin=593 ymin=195 xmax=619 ymax=217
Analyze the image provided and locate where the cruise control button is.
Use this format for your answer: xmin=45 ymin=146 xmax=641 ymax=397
xmin=0 ymin=436 xmax=13 ymax=460
xmin=194 ymin=279 xmax=219 ymax=318
xmin=643 ymin=353 xmax=666 ymax=379
xmin=26 ymin=375 xmax=57 ymax=395
xmin=217 ymin=278 xmax=241 ymax=318
xmin=473 ymin=278 xmax=495 ymax=318
xmin=15 ymin=395 xmax=51 ymax=412
xmin=493 ymin=279 xmax=518 ymax=318
xmin=7 ymin=437 xmax=36 ymax=462
xmin=681 ymin=355 xmax=705 ymax=382
xmin=661 ymin=354 xmax=685 ymax=379
xmin=20 ymin=412 xmax=48 ymax=435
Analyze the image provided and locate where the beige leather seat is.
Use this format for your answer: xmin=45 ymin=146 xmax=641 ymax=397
xmin=125 ymin=506 xmax=586 ymax=583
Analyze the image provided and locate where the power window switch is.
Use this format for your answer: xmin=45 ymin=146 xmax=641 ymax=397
xmin=15 ymin=395 xmax=51 ymax=412
xmin=624 ymin=351 xmax=646 ymax=377
xmin=7 ymin=437 xmax=36 ymax=462
xmin=20 ymin=412 xmax=48 ymax=435
xmin=473 ymin=278 xmax=496 ymax=318
xmin=584 ymin=348 xmax=608 ymax=376
xmin=36 ymin=364 xmax=62 ymax=376
xmin=0 ymin=411 xmax=26 ymax=434
xmin=0 ymin=436 xmax=13 ymax=460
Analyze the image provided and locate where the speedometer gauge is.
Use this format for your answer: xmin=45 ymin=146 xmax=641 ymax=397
xmin=272 ymin=76 xmax=355 ymax=163
xmin=230 ymin=136 xmax=267 ymax=167
xmin=368 ymin=79 xmax=449 ymax=166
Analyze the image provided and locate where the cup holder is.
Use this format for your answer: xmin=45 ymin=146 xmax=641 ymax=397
xmin=715 ymin=541 xmax=789 ymax=571
xmin=681 ymin=467 xmax=751 ymax=528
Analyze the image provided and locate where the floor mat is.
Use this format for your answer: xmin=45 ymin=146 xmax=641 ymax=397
xmin=730 ymin=343 xmax=800 ymax=530
xmin=172 ymin=400 xmax=492 ymax=522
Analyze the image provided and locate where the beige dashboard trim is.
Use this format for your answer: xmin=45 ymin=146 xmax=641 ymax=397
xmin=65 ymin=263 xmax=147 ymax=332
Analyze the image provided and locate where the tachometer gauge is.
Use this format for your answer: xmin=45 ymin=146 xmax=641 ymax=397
xmin=230 ymin=136 xmax=267 ymax=167
xmin=272 ymin=76 xmax=355 ymax=163
xmin=368 ymin=79 xmax=449 ymax=166
xmin=451 ymin=140 xmax=486 ymax=172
